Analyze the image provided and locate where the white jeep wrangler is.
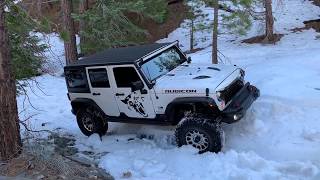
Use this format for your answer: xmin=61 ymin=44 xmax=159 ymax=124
xmin=64 ymin=41 xmax=259 ymax=153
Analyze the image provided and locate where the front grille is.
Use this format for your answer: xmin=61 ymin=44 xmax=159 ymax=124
xmin=222 ymin=79 xmax=244 ymax=103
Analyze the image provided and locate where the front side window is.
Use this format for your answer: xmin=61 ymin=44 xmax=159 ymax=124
xmin=140 ymin=47 xmax=186 ymax=82
xmin=113 ymin=67 xmax=141 ymax=88
xmin=88 ymin=68 xmax=110 ymax=88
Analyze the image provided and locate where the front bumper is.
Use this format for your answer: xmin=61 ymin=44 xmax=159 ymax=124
xmin=221 ymin=82 xmax=260 ymax=124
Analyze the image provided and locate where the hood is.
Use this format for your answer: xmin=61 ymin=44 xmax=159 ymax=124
xmin=153 ymin=63 xmax=240 ymax=94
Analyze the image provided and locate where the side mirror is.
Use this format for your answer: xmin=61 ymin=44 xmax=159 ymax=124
xmin=131 ymin=81 xmax=144 ymax=92
xmin=187 ymin=57 xmax=192 ymax=64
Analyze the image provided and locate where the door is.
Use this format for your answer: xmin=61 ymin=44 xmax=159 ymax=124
xmin=86 ymin=67 xmax=120 ymax=116
xmin=110 ymin=66 xmax=156 ymax=119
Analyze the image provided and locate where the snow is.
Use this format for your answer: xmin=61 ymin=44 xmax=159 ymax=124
xmin=158 ymin=0 xmax=320 ymax=51
xmin=39 ymin=33 xmax=65 ymax=75
xmin=17 ymin=0 xmax=320 ymax=179
xmin=39 ymin=33 xmax=80 ymax=75
xmin=99 ymin=148 xmax=318 ymax=180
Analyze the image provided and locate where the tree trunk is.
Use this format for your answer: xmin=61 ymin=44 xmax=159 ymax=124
xmin=0 ymin=0 xmax=22 ymax=161
xmin=190 ymin=20 xmax=194 ymax=51
xmin=212 ymin=0 xmax=218 ymax=64
xmin=265 ymin=0 xmax=274 ymax=41
xmin=61 ymin=0 xmax=78 ymax=65
xmin=37 ymin=0 xmax=42 ymax=16
xmin=79 ymin=0 xmax=88 ymax=55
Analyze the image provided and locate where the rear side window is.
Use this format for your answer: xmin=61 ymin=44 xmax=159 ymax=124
xmin=88 ymin=68 xmax=110 ymax=88
xmin=113 ymin=67 xmax=141 ymax=88
xmin=65 ymin=68 xmax=90 ymax=93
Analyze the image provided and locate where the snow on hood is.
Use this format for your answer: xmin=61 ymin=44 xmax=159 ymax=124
xmin=153 ymin=63 xmax=239 ymax=94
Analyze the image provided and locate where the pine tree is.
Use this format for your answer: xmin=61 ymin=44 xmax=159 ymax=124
xmin=0 ymin=0 xmax=22 ymax=161
xmin=183 ymin=0 xmax=208 ymax=51
xmin=264 ymin=0 xmax=274 ymax=42
xmin=212 ymin=0 xmax=218 ymax=64
xmin=220 ymin=0 xmax=252 ymax=35
xmin=74 ymin=0 xmax=168 ymax=55
xmin=7 ymin=4 xmax=48 ymax=81
xmin=136 ymin=0 xmax=168 ymax=24
xmin=223 ymin=0 xmax=276 ymax=43
xmin=79 ymin=0 xmax=89 ymax=53
xmin=203 ymin=0 xmax=220 ymax=64
xmin=203 ymin=0 xmax=254 ymax=63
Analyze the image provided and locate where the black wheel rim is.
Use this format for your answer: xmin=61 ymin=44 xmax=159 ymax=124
xmin=82 ymin=115 xmax=94 ymax=132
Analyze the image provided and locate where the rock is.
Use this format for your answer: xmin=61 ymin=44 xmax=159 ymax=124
xmin=97 ymin=168 xmax=114 ymax=180
xmin=35 ymin=174 xmax=45 ymax=180
xmin=88 ymin=174 xmax=98 ymax=179
xmin=27 ymin=162 xmax=35 ymax=170
xmin=67 ymin=155 xmax=94 ymax=167
xmin=53 ymin=136 xmax=76 ymax=147
xmin=82 ymin=151 xmax=94 ymax=156
xmin=0 ymin=176 xmax=32 ymax=180
xmin=31 ymin=171 xmax=40 ymax=176
xmin=57 ymin=175 xmax=67 ymax=179
xmin=122 ymin=171 xmax=132 ymax=178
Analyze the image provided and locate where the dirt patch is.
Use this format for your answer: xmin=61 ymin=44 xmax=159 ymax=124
xmin=242 ymin=34 xmax=284 ymax=44
xmin=304 ymin=19 xmax=320 ymax=32
xmin=291 ymin=19 xmax=320 ymax=33
xmin=0 ymin=153 xmax=113 ymax=180
xmin=138 ymin=2 xmax=187 ymax=42
xmin=311 ymin=0 xmax=320 ymax=6
xmin=0 ymin=134 xmax=114 ymax=180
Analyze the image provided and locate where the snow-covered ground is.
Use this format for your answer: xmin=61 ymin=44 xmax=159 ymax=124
xmin=18 ymin=0 xmax=320 ymax=179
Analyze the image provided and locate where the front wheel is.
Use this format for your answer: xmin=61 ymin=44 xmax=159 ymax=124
xmin=76 ymin=106 xmax=108 ymax=137
xmin=175 ymin=115 xmax=223 ymax=153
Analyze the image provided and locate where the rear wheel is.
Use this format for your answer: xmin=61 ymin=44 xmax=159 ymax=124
xmin=175 ymin=115 xmax=223 ymax=153
xmin=76 ymin=106 xmax=108 ymax=136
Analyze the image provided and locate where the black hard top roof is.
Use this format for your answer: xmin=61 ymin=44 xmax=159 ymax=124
xmin=66 ymin=42 xmax=173 ymax=67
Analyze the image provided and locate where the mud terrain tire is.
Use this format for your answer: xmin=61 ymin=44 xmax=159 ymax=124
xmin=76 ymin=106 xmax=108 ymax=136
xmin=175 ymin=115 xmax=223 ymax=153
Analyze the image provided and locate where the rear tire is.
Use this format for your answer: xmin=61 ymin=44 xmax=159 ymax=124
xmin=76 ymin=106 xmax=108 ymax=137
xmin=175 ymin=115 xmax=223 ymax=153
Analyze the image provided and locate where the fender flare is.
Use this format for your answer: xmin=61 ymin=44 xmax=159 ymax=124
xmin=71 ymin=98 xmax=103 ymax=115
xmin=165 ymin=97 xmax=217 ymax=123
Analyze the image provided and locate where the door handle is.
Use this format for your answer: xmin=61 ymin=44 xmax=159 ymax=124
xmin=115 ymin=93 xmax=125 ymax=96
xmin=92 ymin=92 xmax=101 ymax=96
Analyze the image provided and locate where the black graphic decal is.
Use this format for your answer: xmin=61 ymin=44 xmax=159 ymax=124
xmin=121 ymin=93 xmax=148 ymax=117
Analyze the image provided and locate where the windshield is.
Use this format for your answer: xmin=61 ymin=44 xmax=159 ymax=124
xmin=140 ymin=47 xmax=186 ymax=82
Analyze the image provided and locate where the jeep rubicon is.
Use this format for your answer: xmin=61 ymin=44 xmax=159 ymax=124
xmin=64 ymin=41 xmax=260 ymax=153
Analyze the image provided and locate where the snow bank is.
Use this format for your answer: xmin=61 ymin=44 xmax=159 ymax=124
xmin=158 ymin=0 xmax=320 ymax=51
xmin=99 ymin=147 xmax=318 ymax=180
xmin=17 ymin=75 xmax=79 ymax=136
